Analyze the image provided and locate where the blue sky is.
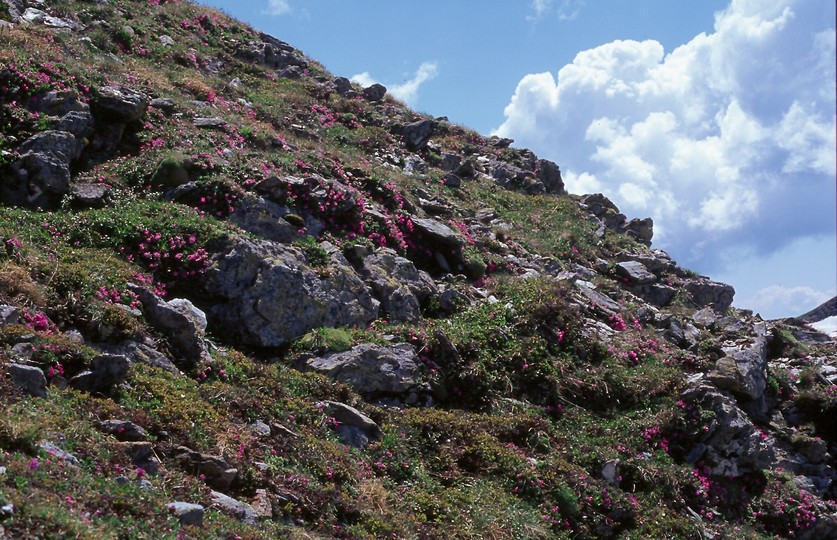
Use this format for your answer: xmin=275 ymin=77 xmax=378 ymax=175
xmin=202 ymin=0 xmax=836 ymax=321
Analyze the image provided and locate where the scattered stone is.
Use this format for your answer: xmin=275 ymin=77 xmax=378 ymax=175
xmin=401 ymin=119 xmax=437 ymax=150
xmin=210 ymin=491 xmax=259 ymax=525
xmin=70 ymin=182 xmax=108 ymax=207
xmin=38 ymin=441 xmax=81 ymax=467
xmin=193 ymin=117 xmax=227 ymax=128
xmin=70 ymin=353 xmax=130 ymax=393
xmin=128 ymin=285 xmax=209 ymax=364
xmin=9 ymin=364 xmax=47 ymax=398
xmin=167 ymin=502 xmax=205 ymax=527
xmin=94 ymin=85 xmax=149 ymax=123
xmin=0 ymin=305 xmax=20 ymax=326
xmin=297 ymin=343 xmax=421 ymax=397
xmin=99 ymin=419 xmax=148 ymax=442
xmin=322 ymin=400 xmax=382 ymax=449
xmin=149 ymin=97 xmax=175 ymax=111
xmin=175 ymin=447 xmax=237 ymax=491
xmin=121 ymin=441 xmax=160 ymax=474
xmin=251 ymin=489 xmax=273 ymax=519
xmin=249 ymin=420 xmax=271 ymax=437
xmin=362 ymin=83 xmax=387 ymax=102
xmin=0 ymin=503 xmax=13 ymax=520
xmin=439 ymin=153 xmax=461 ymax=172
xmin=615 ymin=261 xmax=657 ymax=285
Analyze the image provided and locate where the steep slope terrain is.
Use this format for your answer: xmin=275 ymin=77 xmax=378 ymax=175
xmin=0 ymin=1 xmax=835 ymax=538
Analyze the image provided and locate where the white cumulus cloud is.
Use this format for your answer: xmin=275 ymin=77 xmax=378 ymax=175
xmin=264 ymin=0 xmax=291 ymax=16
xmin=495 ymin=0 xmax=836 ymax=278
xmin=351 ymin=62 xmax=439 ymax=107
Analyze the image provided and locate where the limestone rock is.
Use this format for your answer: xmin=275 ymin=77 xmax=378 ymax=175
xmin=203 ymin=237 xmax=378 ymax=347
xmin=685 ymin=278 xmax=735 ymax=312
xmin=99 ymin=419 xmax=148 ymax=442
xmin=167 ymin=502 xmax=204 ymax=526
xmin=237 ymin=32 xmax=309 ymax=72
xmin=128 ymin=285 xmax=209 ymax=365
xmin=20 ymin=8 xmax=82 ymax=30
xmin=625 ymin=217 xmax=653 ymax=246
xmin=362 ymin=83 xmax=387 ymax=102
xmin=297 ymin=343 xmax=421 ymax=397
xmin=70 ymin=353 xmax=130 ymax=393
xmin=0 ymin=305 xmax=20 ymax=326
xmin=175 ymin=447 xmax=237 ymax=491
xmin=615 ymin=261 xmax=657 ymax=285
xmin=210 ymin=491 xmax=259 ymax=525
xmin=709 ymin=323 xmax=770 ymax=400
xmin=680 ymin=375 xmax=775 ymax=477
xmin=230 ymin=194 xmax=301 ymax=243
xmin=322 ymin=401 xmax=382 ymax=449
xmin=9 ymin=364 xmax=47 ymax=398
xmin=333 ymin=77 xmax=357 ymax=98
xmin=94 ymin=85 xmax=149 ymax=123
xmin=536 ymin=158 xmax=565 ymax=194
xmin=356 ymin=248 xmax=438 ymax=323
xmin=402 ymin=119 xmax=437 ymax=150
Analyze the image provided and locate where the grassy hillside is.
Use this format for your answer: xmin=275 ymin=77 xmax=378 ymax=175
xmin=0 ymin=1 xmax=835 ymax=538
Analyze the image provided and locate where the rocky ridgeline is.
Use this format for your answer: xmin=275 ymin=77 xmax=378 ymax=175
xmin=0 ymin=1 xmax=835 ymax=538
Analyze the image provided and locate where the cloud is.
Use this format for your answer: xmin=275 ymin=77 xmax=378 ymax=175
xmin=742 ymin=284 xmax=832 ymax=317
xmin=529 ymin=0 xmax=585 ymax=21
xmin=495 ymin=0 xmax=836 ymax=277
xmin=264 ymin=0 xmax=291 ymax=16
xmin=351 ymin=62 xmax=439 ymax=107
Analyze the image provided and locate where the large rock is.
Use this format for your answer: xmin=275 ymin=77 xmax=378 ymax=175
xmin=709 ymin=323 xmax=770 ymax=401
xmin=322 ymin=401 xmax=382 ymax=449
xmin=94 ymin=86 xmax=149 ymax=123
xmin=401 ymin=119 xmax=437 ymax=150
xmin=230 ymin=194 xmax=301 ymax=243
xmin=203 ymin=237 xmax=378 ymax=347
xmin=489 ymin=160 xmax=545 ymax=195
xmin=175 ymin=447 xmax=237 ymax=491
xmin=9 ymin=364 xmax=47 ymax=398
xmin=297 ymin=343 xmax=421 ymax=397
xmin=356 ymin=249 xmax=438 ymax=323
xmin=210 ymin=491 xmax=259 ymax=525
xmin=4 ymin=130 xmax=84 ymax=207
xmin=625 ymin=217 xmax=654 ymax=246
xmin=70 ymin=354 xmax=130 ymax=393
xmin=685 ymin=278 xmax=735 ymax=312
xmin=680 ymin=375 xmax=775 ymax=477
xmin=128 ymin=285 xmax=209 ymax=365
xmin=536 ymin=158 xmax=565 ymax=195
xmin=19 ymin=7 xmax=82 ymax=30
xmin=167 ymin=502 xmax=204 ymax=526
xmin=99 ymin=419 xmax=148 ymax=442
xmin=362 ymin=83 xmax=387 ymax=102
xmin=615 ymin=261 xmax=657 ymax=285
xmin=237 ymin=32 xmax=309 ymax=72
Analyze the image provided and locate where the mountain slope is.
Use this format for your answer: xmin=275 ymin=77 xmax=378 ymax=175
xmin=0 ymin=1 xmax=835 ymax=538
